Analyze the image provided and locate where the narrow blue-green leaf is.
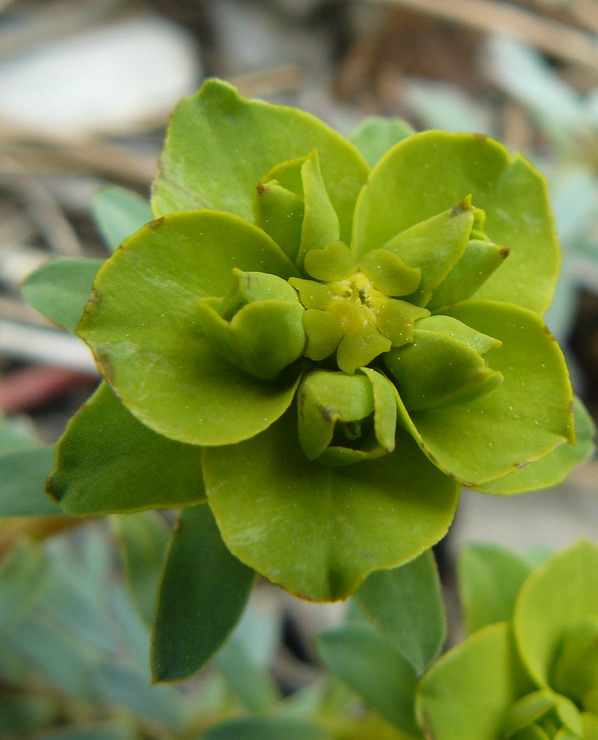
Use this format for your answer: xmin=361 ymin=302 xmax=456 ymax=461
xmin=214 ymin=633 xmax=280 ymax=712
xmin=458 ymin=543 xmax=533 ymax=635
xmin=92 ymin=185 xmax=152 ymax=251
xmin=50 ymin=383 xmax=205 ymax=515
xmin=0 ymin=446 xmax=63 ymax=516
xmin=37 ymin=720 xmax=137 ymax=740
xmin=355 ymin=550 xmax=446 ymax=674
xmin=8 ymin=610 xmax=102 ymax=703
xmin=95 ymin=662 xmax=187 ymax=731
xmin=111 ymin=511 xmax=170 ymax=624
xmin=0 ymin=414 xmax=38 ymax=453
xmin=203 ymin=717 xmax=332 ymax=740
xmin=0 ymin=540 xmax=49 ymax=633
xmin=349 ymin=116 xmax=415 ymax=167
xmin=22 ymin=257 xmax=103 ymax=334
xmin=152 ymin=504 xmax=255 ymax=682
xmin=317 ymin=623 xmax=421 ymax=735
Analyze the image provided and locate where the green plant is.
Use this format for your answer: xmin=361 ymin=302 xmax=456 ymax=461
xmin=12 ymin=78 xmax=594 ymax=699
xmin=418 ymin=540 xmax=598 ymax=739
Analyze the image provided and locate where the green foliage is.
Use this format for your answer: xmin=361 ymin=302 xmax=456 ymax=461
xmin=16 ymin=79 xmax=592 ymax=687
xmin=349 ymin=116 xmax=415 ymax=167
xmin=318 ymin=622 xmax=421 ymax=735
xmin=418 ymin=541 xmax=598 ymax=739
xmin=458 ymin=543 xmax=533 ymax=635
xmin=92 ymin=185 xmax=153 ymax=252
xmin=152 ymin=504 xmax=255 ymax=681
xmin=0 ymin=414 xmax=63 ymax=517
xmin=49 ymin=383 xmax=205 ymax=515
xmin=21 ymin=258 xmax=103 ymax=334
xmin=355 ymin=551 xmax=445 ymax=674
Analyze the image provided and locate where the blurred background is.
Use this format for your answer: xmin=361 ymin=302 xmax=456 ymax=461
xmin=0 ymin=0 xmax=597 ymax=737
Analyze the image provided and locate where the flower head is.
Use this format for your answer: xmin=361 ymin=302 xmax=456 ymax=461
xmin=50 ymin=80 xmax=590 ymax=601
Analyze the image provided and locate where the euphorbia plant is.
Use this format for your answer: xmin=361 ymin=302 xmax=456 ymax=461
xmin=20 ymin=79 xmax=593 ymax=680
xmin=418 ymin=540 xmax=598 ymax=739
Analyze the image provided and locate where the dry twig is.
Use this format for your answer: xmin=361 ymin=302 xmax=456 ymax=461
xmin=365 ymin=0 xmax=598 ymax=70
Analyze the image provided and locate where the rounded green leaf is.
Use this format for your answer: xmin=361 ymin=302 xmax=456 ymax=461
xmin=202 ymin=408 xmax=459 ymax=601
xmin=78 ymin=211 xmax=302 ymax=446
xmin=49 ymin=383 xmax=205 ymax=515
xmin=416 ymin=622 xmax=535 ymax=740
xmin=478 ymin=396 xmax=595 ymax=494
xmin=353 ymin=132 xmax=559 ymax=314
xmin=514 ymin=540 xmax=598 ymax=687
xmin=152 ymin=79 xmax=369 ymax=244
xmin=395 ymin=300 xmax=573 ymax=487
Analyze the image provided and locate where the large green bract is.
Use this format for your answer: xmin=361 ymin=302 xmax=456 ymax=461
xmin=46 ymin=79 xmax=588 ymax=603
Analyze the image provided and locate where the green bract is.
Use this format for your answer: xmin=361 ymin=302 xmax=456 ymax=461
xmin=48 ymin=79 xmax=590 ymax=602
xmin=417 ymin=541 xmax=598 ymax=740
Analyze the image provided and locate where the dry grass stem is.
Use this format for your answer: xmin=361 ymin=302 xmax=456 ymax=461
xmin=0 ymin=321 xmax=98 ymax=373
xmin=366 ymin=0 xmax=598 ymax=70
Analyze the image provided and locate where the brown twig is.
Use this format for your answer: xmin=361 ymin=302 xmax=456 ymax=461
xmin=365 ymin=0 xmax=598 ymax=70
xmin=0 ymin=156 xmax=83 ymax=256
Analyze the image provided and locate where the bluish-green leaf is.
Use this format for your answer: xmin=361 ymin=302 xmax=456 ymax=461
xmin=458 ymin=543 xmax=533 ymax=635
xmin=8 ymin=609 xmax=102 ymax=703
xmin=22 ymin=257 xmax=103 ymax=333
xmin=152 ymin=504 xmax=255 ymax=681
xmin=214 ymin=633 xmax=280 ymax=712
xmin=0 ymin=540 xmax=49 ymax=633
xmin=355 ymin=550 xmax=446 ymax=674
xmin=92 ymin=185 xmax=153 ymax=251
xmin=95 ymin=662 xmax=187 ymax=731
xmin=37 ymin=720 xmax=137 ymax=740
xmin=0 ymin=446 xmax=63 ymax=516
xmin=349 ymin=116 xmax=415 ymax=167
xmin=317 ymin=623 xmax=420 ymax=734
xmin=0 ymin=414 xmax=38 ymax=453
xmin=111 ymin=511 xmax=170 ymax=624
